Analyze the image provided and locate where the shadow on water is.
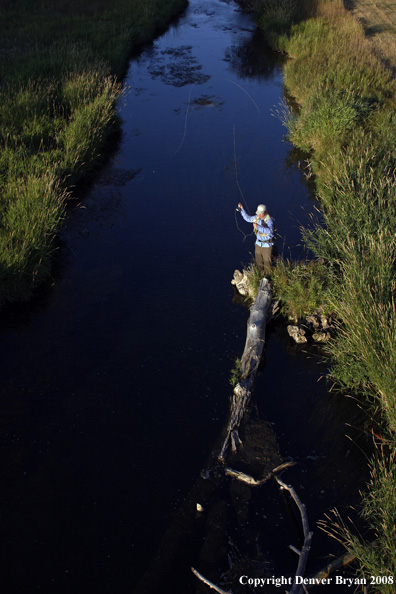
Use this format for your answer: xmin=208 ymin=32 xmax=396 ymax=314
xmin=225 ymin=28 xmax=287 ymax=79
xmin=0 ymin=1 xmax=371 ymax=593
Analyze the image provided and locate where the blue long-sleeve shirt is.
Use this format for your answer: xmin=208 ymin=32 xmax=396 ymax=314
xmin=240 ymin=207 xmax=274 ymax=247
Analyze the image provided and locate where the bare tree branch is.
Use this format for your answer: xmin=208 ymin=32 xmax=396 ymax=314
xmin=191 ymin=567 xmax=232 ymax=594
xmin=225 ymin=461 xmax=296 ymax=486
xmin=275 ymin=475 xmax=313 ymax=594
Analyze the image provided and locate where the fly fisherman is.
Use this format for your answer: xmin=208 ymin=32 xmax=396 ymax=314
xmin=237 ymin=202 xmax=275 ymax=274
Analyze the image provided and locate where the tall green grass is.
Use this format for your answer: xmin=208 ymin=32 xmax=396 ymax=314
xmin=304 ymin=157 xmax=396 ymax=429
xmin=255 ymin=0 xmax=297 ymax=39
xmin=270 ymin=258 xmax=330 ymax=321
xmin=278 ymin=3 xmax=396 ymax=176
xmin=248 ymin=0 xmax=396 ymax=577
xmin=0 ymin=0 xmax=187 ymax=303
xmin=322 ymin=448 xmax=396 ymax=592
xmin=253 ymin=0 xmax=396 ymax=431
xmin=0 ymin=172 xmax=67 ymax=301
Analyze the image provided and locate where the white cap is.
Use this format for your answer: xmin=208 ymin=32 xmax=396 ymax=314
xmin=256 ymin=204 xmax=266 ymax=214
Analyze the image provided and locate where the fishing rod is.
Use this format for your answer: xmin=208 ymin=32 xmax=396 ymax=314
xmin=232 ymin=124 xmax=254 ymax=241
xmin=172 ymin=78 xmax=259 ymax=243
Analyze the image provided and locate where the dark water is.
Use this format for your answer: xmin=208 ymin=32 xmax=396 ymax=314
xmin=0 ymin=1 xmax=368 ymax=593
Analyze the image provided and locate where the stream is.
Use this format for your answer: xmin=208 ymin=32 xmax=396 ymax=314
xmin=0 ymin=1 xmax=369 ymax=593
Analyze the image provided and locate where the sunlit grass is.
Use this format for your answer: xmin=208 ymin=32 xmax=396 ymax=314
xmin=0 ymin=171 xmax=68 ymax=302
xmin=270 ymin=258 xmax=330 ymax=321
xmin=0 ymin=0 xmax=187 ymax=303
xmin=251 ymin=0 xmax=396 ymax=578
xmin=351 ymin=0 xmax=396 ymax=71
xmin=304 ymin=157 xmax=396 ymax=430
xmin=320 ymin=447 xmax=396 ymax=592
xmin=256 ymin=0 xmax=396 ymax=432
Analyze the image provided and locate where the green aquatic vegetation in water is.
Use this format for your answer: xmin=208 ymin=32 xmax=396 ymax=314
xmin=229 ymin=358 xmax=242 ymax=388
xmin=244 ymin=263 xmax=265 ymax=301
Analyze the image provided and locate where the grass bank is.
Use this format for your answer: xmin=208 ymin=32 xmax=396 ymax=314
xmin=0 ymin=0 xmax=187 ymax=303
xmin=349 ymin=0 xmax=396 ymax=72
xmin=239 ymin=0 xmax=396 ymax=585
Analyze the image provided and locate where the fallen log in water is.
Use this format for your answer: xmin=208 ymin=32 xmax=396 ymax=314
xmin=192 ymin=469 xmax=314 ymax=594
xmin=219 ymin=277 xmax=272 ymax=462
xmin=140 ymin=273 xmax=316 ymax=593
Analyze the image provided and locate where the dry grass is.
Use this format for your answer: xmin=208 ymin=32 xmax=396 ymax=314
xmin=350 ymin=0 xmax=396 ymax=71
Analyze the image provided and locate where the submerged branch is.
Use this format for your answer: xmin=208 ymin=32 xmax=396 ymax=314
xmin=225 ymin=461 xmax=296 ymax=486
xmin=275 ymin=475 xmax=313 ymax=594
xmin=191 ymin=567 xmax=232 ymax=594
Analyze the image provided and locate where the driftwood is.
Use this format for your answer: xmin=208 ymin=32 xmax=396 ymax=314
xmin=191 ymin=567 xmax=232 ymax=594
xmin=275 ymin=475 xmax=313 ymax=594
xmin=225 ymin=461 xmax=296 ymax=486
xmin=219 ymin=277 xmax=272 ymax=461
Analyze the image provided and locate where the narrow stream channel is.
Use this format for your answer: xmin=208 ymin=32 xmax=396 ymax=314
xmin=0 ymin=1 xmax=368 ymax=593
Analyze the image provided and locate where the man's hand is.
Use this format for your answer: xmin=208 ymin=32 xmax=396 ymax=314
xmin=237 ymin=202 xmax=242 ymax=210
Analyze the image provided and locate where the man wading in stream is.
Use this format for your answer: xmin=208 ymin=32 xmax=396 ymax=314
xmin=237 ymin=203 xmax=275 ymax=274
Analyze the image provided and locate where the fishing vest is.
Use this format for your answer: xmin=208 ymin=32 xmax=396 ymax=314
xmin=254 ymin=214 xmax=274 ymax=243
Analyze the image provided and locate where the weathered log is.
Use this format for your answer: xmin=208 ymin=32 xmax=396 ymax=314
xmin=225 ymin=461 xmax=296 ymax=487
xmin=228 ymin=385 xmax=250 ymax=434
xmin=219 ymin=278 xmax=272 ymax=461
xmin=191 ymin=567 xmax=232 ymax=594
xmin=272 ymin=461 xmax=297 ymax=474
xmin=225 ymin=467 xmax=262 ymax=485
xmin=239 ymin=277 xmax=272 ymax=386
xmin=230 ymin=430 xmax=243 ymax=453
xmin=275 ymin=475 xmax=313 ymax=594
